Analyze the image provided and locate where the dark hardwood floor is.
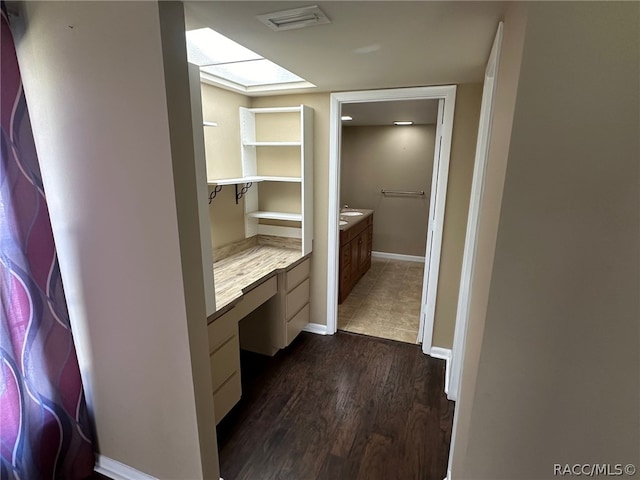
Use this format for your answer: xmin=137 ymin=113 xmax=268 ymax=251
xmin=217 ymin=331 xmax=454 ymax=480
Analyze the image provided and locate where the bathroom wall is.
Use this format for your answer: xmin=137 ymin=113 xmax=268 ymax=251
xmin=340 ymin=124 xmax=436 ymax=256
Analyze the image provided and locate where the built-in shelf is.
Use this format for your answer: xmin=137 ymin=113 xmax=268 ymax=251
xmin=246 ymin=211 xmax=302 ymax=221
xmin=239 ymin=105 xmax=313 ymax=255
xmin=243 ymin=141 xmax=301 ymax=147
xmin=246 ymin=107 xmax=302 ymax=114
xmin=208 ymin=175 xmax=302 ymax=186
xmin=208 ymin=177 xmax=246 ymax=186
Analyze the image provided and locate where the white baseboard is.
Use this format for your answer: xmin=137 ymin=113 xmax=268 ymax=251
xmin=372 ymin=251 xmax=425 ymax=263
xmin=302 ymin=322 xmax=329 ymax=335
xmin=429 ymin=347 xmax=452 ymax=396
xmin=95 ymin=455 xmax=158 ymax=480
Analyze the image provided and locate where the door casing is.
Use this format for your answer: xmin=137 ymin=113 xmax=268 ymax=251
xmin=326 ymin=85 xmax=457 ymax=354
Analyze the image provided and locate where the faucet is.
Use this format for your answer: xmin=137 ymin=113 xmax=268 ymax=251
xmin=343 ymin=204 xmax=349 ymax=210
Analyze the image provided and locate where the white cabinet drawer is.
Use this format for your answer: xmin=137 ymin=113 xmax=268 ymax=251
xmin=210 ymin=335 xmax=240 ymax=392
xmin=285 ymin=259 xmax=310 ymax=292
xmin=213 ymin=371 xmax=241 ymax=425
xmin=286 ymin=303 xmax=309 ymax=346
xmin=235 ymin=276 xmax=277 ymax=318
xmin=207 ymin=308 xmax=238 ymax=353
xmin=286 ymin=278 xmax=310 ymax=320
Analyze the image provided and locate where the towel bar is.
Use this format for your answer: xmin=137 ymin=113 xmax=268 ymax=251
xmin=380 ymin=189 xmax=425 ymax=196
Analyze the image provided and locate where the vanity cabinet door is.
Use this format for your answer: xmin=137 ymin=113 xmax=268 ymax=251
xmin=357 ymin=229 xmax=369 ymax=276
xmin=339 ymin=244 xmax=351 ymax=303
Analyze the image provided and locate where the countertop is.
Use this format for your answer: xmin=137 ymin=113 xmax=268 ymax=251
xmin=339 ymin=209 xmax=374 ymax=231
xmin=210 ymin=244 xmax=306 ymax=323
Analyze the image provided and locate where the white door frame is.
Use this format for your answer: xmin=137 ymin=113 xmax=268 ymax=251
xmin=448 ymin=22 xmax=503 ymax=404
xmin=326 ymin=86 xmax=457 ymax=351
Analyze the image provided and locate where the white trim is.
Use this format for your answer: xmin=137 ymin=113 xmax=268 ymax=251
xmin=429 ymin=347 xmax=452 ymax=396
xmin=95 ymin=455 xmax=158 ymax=480
xmin=371 ymin=251 xmax=425 ymax=263
xmin=327 ymin=86 xmax=457 ymax=337
xmin=302 ymin=322 xmax=329 ymax=335
xmin=447 ymin=22 xmax=506 ymax=480
xmin=450 ymin=22 xmax=504 ymax=403
xmin=419 ymin=93 xmax=456 ymax=355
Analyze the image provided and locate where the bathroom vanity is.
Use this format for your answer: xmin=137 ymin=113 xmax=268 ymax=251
xmin=338 ymin=209 xmax=374 ymax=303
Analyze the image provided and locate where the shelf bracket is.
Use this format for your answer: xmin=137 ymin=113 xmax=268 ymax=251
xmin=208 ymin=185 xmax=223 ymax=204
xmin=235 ymin=182 xmax=253 ymax=204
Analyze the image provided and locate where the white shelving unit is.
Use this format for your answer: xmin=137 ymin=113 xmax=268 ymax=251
xmin=239 ymin=105 xmax=314 ymax=255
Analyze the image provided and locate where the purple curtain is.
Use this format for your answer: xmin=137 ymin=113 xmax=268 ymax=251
xmin=0 ymin=7 xmax=95 ymax=480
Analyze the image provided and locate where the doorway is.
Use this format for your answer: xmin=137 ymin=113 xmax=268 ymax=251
xmin=336 ymin=99 xmax=439 ymax=343
xmin=327 ymin=86 xmax=457 ymax=355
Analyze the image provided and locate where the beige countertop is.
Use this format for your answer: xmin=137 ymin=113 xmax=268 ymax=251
xmin=210 ymin=244 xmax=305 ymax=322
xmin=339 ymin=208 xmax=374 ymax=231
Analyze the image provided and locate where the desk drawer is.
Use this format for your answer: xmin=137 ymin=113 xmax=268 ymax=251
xmin=286 ymin=303 xmax=309 ymax=345
xmin=235 ymin=276 xmax=277 ymax=318
xmin=209 ymin=334 xmax=240 ymax=392
xmin=207 ymin=307 xmax=238 ymax=353
xmin=213 ymin=370 xmax=241 ymax=424
xmin=285 ymin=259 xmax=310 ymax=292
xmin=286 ymin=278 xmax=310 ymax=320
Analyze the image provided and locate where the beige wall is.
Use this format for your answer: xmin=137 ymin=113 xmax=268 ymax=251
xmin=201 ymin=84 xmax=249 ymax=181
xmin=457 ymin=2 xmax=640 ymax=477
xmin=432 ymin=84 xmax=483 ymax=349
xmin=201 ymin=84 xmax=249 ymax=249
xmin=340 ymin=125 xmax=436 ymax=256
xmin=15 ymin=2 xmax=218 ymax=478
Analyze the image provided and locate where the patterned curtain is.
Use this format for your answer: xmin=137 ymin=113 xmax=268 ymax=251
xmin=0 ymin=6 xmax=95 ymax=480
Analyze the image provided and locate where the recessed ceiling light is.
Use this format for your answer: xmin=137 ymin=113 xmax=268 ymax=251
xmin=393 ymin=121 xmax=414 ymax=126
xmin=341 ymin=116 xmax=353 ymax=121
xmin=257 ymin=5 xmax=331 ymax=32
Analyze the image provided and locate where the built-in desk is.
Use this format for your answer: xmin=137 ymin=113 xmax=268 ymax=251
xmin=206 ymin=239 xmax=311 ymax=423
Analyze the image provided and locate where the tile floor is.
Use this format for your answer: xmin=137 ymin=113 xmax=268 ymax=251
xmin=338 ymin=257 xmax=424 ymax=344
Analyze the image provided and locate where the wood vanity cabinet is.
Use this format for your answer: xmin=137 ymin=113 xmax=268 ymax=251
xmin=339 ymin=214 xmax=373 ymax=303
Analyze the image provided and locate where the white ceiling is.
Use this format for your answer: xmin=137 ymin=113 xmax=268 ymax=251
xmin=341 ymin=99 xmax=439 ymax=126
xmin=183 ymin=1 xmax=507 ymax=95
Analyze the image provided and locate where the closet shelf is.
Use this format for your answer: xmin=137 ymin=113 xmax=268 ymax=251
xmin=208 ymin=175 xmax=302 ymax=186
xmin=243 ymin=141 xmax=301 ymax=147
xmin=246 ymin=106 xmax=302 ymax=114
xmin=246 ymin=211 xmax=302 ymax=222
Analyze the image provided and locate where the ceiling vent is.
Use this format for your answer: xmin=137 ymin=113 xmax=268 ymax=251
xmin=257 ymin=5 xmax=331 ymax=31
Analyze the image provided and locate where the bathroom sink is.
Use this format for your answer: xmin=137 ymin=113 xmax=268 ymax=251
xmin=339 ymin=221 xmax=348 ymax=226
xmin=341 ymin=211 xmax=363 ymax=216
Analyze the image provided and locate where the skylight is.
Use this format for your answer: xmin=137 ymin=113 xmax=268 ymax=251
xmin=185 ymin=28 xmax=314 ymax=93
